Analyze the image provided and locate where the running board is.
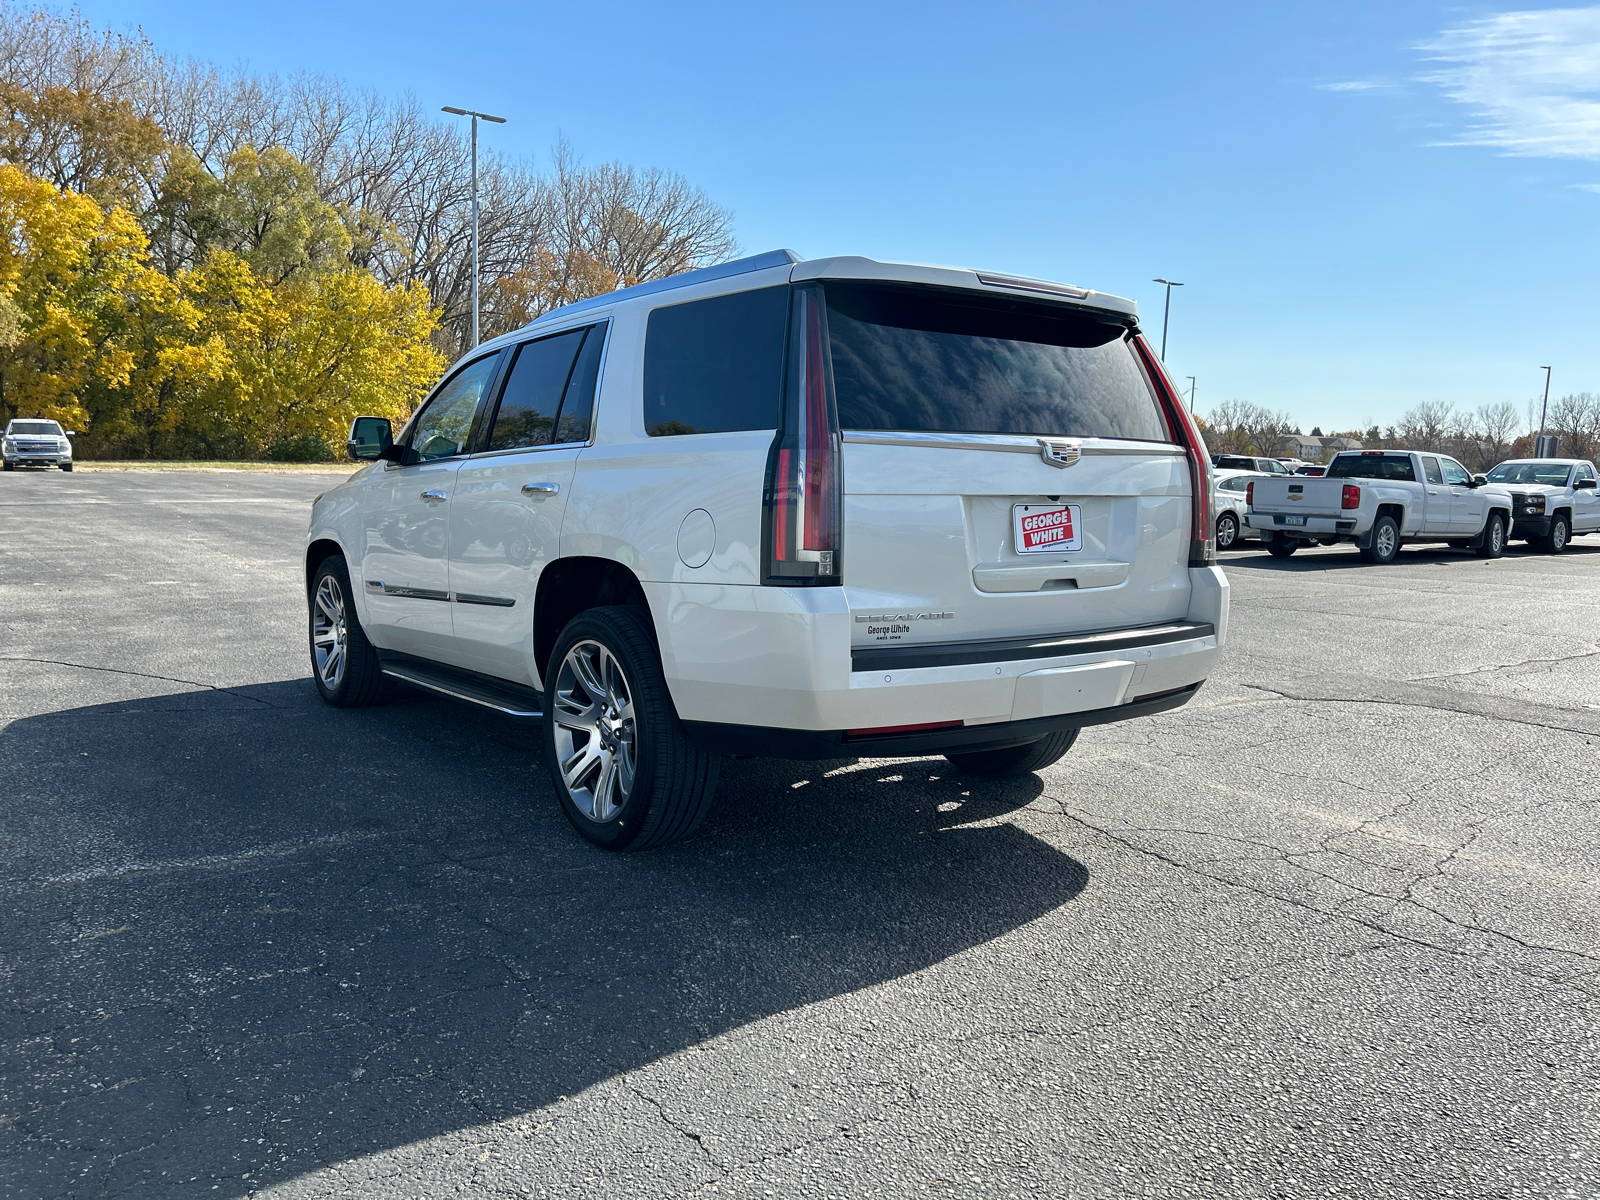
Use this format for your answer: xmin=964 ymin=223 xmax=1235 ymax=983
xmin=378 ymin=654 xmax=543 ymax=719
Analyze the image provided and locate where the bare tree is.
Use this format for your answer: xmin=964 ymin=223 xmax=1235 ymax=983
xmin=1471 ymin=400 xmax=1520 ymax=471
xmin=1398 ymin=401 xmax=1454 ymax=452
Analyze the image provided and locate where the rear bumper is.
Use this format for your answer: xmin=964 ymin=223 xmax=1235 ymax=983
xmin=645 ymin=568 xmax=1224 ymax=735
xmin=1243 ymin=513 xmax=1356 ymax=537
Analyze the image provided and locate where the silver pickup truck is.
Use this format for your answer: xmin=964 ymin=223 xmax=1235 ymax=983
xmin=1244 ymin=450 xmax=1514 ymax=564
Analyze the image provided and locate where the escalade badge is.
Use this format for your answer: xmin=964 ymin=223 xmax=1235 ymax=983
xmin=1038 ymin=438 xmax=1082 ymax=468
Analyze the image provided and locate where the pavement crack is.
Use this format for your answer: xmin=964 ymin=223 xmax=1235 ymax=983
xmin=0 ymin=655 xmax=286 ymax=706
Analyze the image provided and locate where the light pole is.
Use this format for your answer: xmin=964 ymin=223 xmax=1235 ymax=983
xmin=1536 ymin=365 xmax=1552 ymax=445
xmin=1152 ymin=278 xmax=1183 ymax=360
xmin=1185 ymin=376 xmax=1197 ymax=408
xmin=441 ymin=106 xmax=507 ymax=347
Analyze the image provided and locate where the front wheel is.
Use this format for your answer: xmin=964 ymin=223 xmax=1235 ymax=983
xmin=544 ymin=606 xmax=719 ymax=851
xmin=1538 ymin=514 xmax=1570 ymax=554
xmin=1266 ymin=535 xmax=1298 ymax=558
xmin=945 ymin=729 xmax=1080 ymax=778
xmin=309 ymin=555 xmax=388 ymax=707
xmin=1359 ymin=515 xmax=1400 ymax=564
xmin=1474 ymin=512 xmax=1506 ymax=559
xmin=59 ymin=462 xmax=73 ymax=472
xmin=1215 ymin=511 xmax=1239 ymax=550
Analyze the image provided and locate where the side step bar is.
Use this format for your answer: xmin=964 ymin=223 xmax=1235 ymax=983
xmin=378 ymin=653 xmax=543 ymax=719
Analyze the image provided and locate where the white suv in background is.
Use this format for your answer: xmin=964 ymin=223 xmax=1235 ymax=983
xmin=305 ymin=251 xmax=1227 ymax=850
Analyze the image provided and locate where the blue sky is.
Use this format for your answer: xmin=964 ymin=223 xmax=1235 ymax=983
xmin=76 ymin=0 xmax=1600 ymax=433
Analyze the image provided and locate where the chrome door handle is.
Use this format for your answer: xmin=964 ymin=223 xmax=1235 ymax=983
xmin=419 ymin=490 xmax=448 ymax=503
xmin=521 ymin=482 xmax=560 ymax=498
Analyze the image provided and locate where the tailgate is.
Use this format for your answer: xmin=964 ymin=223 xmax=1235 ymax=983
xmin=842 ymin=435 xmax=1192 ymax=650
xmin=1251 ymin=477 xmax=1344 ymax=516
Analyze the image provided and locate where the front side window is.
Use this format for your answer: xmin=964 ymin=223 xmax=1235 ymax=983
xmin=1327 ymin=454 xmax=1417 ymax=482
xmin=644 ymin=287 xmax=789 ymax=436
xmin=1441 ymin=458 xmax=1472 ymax=485
xmin=1421 ymin=456 xmax=1444 ymax=484
xmin=1577 ymin=463 xmax=1597 ymax=484
xmin=409 ymin=353 xmax=502 ymax=461
xmin=823 ymin=282 xmax=1169 ymax=442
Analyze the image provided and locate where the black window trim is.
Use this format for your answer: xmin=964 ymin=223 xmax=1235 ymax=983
xmin=472 ymin=319 xmax=611 ymax=458
xmin=395 ymin=347 xmax=509 ymax=465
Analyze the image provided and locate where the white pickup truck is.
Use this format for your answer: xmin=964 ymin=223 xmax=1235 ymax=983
xmin=1244 ymin=449 xmax=1514 ymax=564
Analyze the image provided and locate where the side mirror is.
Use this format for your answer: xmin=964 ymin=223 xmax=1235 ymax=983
xmin=377 ymin=442 xmax=408 ymax=463
xmin=1577 ymin=478 xmax=1598 ymax=490
xmin=1472 ymin=474 xmax=1487 ymax=487
xmin=65 ymin=430 xmax=76 ymax=437
xmin=346 ymin=416 xmax=393 ymax=462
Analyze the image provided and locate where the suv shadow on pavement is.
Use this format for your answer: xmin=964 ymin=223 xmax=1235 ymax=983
xmin=1 ymin=680 xmax=1086 ymax=1197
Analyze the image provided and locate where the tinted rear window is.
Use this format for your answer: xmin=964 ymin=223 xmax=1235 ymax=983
xmin=1326 ymin=454 xmax=1416 ymax=482
xmin=644 ymin=286 xmax=789 ymax=436
xmin=823 ymin=283 xmax=1169 ymax=442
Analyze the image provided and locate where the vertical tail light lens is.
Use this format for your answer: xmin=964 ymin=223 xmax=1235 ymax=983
xmin=764 ymin=283 xmax=842 ymax=585
xmin=1132 ymin=335 xmax=1214 ymax=567
xmin=1341 ymin=484 xmax=1361 ymax=510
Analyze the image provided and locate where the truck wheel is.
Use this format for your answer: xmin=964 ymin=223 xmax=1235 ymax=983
xmin=1215 ymin=512 xmax=1239 ymax=549
xmin=1266 ymin=535 xmax=1297 ymax=558
xmin=945 ymin=729 xmax=1080 ymax=778
xmin=309 ymin=555 xmax=388 ymax=707
xmin=1474 ymin=512 xmax=1506 ymax=559
xmin=545 ymin=606 xmax=719 ymax=852
xmin=59 ymin=462 xmax=73 ymax=472
xmin=1539 ymin=514 xmax=1570 ymax=554
xmin=1359 ymin=516 xmax=1400 ymax=564
xmin=2 ymin=461 xmax=12 ymax=471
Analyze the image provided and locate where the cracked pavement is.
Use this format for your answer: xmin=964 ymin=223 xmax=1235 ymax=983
xmin=1 ymin=468 xmax=1598 ymax=1199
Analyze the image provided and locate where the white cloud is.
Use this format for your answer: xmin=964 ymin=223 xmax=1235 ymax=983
xmin=1317 ymin=80 xmax=1396 ymax=93
xmin=1418 ymin=6 xmax=1600 ymax=159
xmin=1572 ymin=181 xmax=1600 ymax=189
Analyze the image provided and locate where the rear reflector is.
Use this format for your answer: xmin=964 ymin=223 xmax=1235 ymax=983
xmin=1341 ymin=484 xmax=1361 ymax=510
xmin=845 ymin=720 xmax=963 ymax=740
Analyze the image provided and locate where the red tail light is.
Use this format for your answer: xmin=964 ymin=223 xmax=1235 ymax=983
xmin=1341 ymin=484 xmax=1361 ymax=510
xmin=1132 ymin=335 xmax=1213 ymax=566
xmin=765 ymin=284 xmax=841 ymax=585
xmin=1246 ymin=481 xmax=1254 ymax=508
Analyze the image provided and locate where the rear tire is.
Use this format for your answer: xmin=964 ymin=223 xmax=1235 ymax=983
xmin=1538 ymin=514 xmax=1570 ymax=554
xmin=1359 ymin=515 xmax=1400 ymax=564
xmin=1266 ymin=535 xmax=1298 ymax=558
xmin=309 ymin=554 xmax=388 ymax=707
xmin=544 ymin=606 xmax=719 ymax=851
xmin=1474 ymin=512 xmax=1506 ymax=559
xmin=945 ymin=729 xmax=1080 ymax=778
xmin=1215 ymin=512 xmax=1239 ymax=549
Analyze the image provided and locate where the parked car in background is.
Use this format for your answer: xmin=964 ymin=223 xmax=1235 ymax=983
xmin=1212 ymin=453 xmax=1293 ymax=475
xmin=2 ymin=419 xmax=73 ymax=471
xmin=1485 ymin=458 xmax=1600 ymax=553
xmin=307 ymin=250 xmax=1228 ymax=851
xmin=1213 ymin=470 xmax=1268 ymax=550
xmin=1244 ymin=449 xmax=1513 ymax=564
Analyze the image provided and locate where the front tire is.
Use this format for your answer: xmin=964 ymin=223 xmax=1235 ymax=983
xmin=309 ymin=555 xmax=388 ymax=707
xmin=1215 ymin=511 xmax=1239 ymax=550
xmin=1474 ymin=512 xmax=1506 ymax=559
xmin=1538 ymin=514 xmax=1570 ymax=554
xmin=544 ymin=606 xmax=719 ymax=851
xmin=1359 ymin=515 xmax=1400 ymax=564
xmin=945 ymin=729 xmax=1080 ymax=778
xmin=60 ymin=463 xmax=72 ymax=471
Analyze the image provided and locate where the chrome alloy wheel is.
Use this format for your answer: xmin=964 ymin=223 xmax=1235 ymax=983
xmin=1375 ymin=521 xmax=1398 ymax=560
xmin=552 ymin=639 xmax=638 ymax=823
xmin=312 ymin=575 xmax=349 ymax=691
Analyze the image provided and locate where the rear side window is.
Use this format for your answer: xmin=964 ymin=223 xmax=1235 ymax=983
xmin=1421 ymin=456 xmax=1443 ymax=484
xmin=823 ymin=282 xmax=1169 ymax=442
xmin=1327 ymin=454 xmax=1416 ymax=482
xmin=644 ymin=287 xmax=789 ymax=436
xmin=490 ymin=330 xmax=588 ymax=451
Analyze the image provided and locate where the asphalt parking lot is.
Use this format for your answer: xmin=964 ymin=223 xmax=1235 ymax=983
xmin=2 ymin=468 xmax=1597 ymax=1200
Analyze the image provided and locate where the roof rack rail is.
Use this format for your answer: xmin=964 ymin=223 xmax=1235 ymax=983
xmin=526 ymin=248 xmax=805 ymax=326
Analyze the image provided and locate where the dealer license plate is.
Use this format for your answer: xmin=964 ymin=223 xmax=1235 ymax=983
xmin=1282 ymin=515 xmax=1306 ymax=527
xmin=1013 ymin=503 xmax=1083 ymax=554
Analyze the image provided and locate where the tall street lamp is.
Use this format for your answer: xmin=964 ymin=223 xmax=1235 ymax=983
xmin=1152 ymin=278 xmax=1183 ymax=360
xmin=1185 ymin=376 xmax=1197 ymax=408
xmin=1536 ymin=365 xmax=1552 ymax=446
xmin=442 ymin=106 xmax=507 ymax=347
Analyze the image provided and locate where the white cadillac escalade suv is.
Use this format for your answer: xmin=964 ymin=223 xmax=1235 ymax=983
xmin=305 ymin=251 xmax=1226 ymax=849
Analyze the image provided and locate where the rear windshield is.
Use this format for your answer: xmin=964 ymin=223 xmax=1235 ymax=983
xmin=10 ymin=421 xmax=61 ymax=435
xmin=822 ymin=283 xmax=1170 ymax=442
xmin=1486 ymin=461 xmax=1571 ymax=486
xmin=1326 ymin=453 xmax=1415 ymax=482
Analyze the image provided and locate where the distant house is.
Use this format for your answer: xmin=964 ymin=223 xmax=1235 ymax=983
xmin=1281 ymin=433 xmax=1364 ymax=461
